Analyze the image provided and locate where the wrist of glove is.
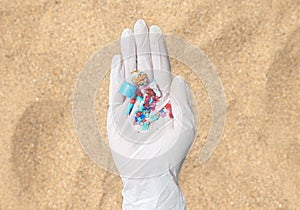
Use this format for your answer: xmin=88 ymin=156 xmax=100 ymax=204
xmin=120 ymin=162 xmax=186 ymax=210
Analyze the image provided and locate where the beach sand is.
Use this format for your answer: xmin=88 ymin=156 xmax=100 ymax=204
xmin=1 ymin=0 xmax=299 ymax=209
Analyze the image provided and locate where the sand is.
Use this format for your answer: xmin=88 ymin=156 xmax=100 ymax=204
xmin=1 ymin=0 xmax=299 ymax=209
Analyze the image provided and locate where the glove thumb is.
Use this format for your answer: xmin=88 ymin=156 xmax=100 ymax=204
xmin=169 ymin=76 xmax=194 ymax=129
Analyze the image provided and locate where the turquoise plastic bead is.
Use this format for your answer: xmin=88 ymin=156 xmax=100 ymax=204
xmin=141 ymin=122 xmax=149 ymax=131
xmin=119 ymin=82 xmax=136 ymax=98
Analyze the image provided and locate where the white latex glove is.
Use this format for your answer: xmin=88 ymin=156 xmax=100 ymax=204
xmin=107 ymin=19 xmax=195 ymax=210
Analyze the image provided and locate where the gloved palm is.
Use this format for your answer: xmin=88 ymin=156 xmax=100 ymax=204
xmin=107 ymin=19 xmax=195 ymax=210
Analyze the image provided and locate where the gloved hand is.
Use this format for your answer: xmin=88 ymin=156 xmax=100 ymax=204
xmin=107 ymin=19 xmax=195 ymax=210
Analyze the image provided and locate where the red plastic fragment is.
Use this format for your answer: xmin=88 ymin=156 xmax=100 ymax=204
xmin=165 ymin=103 xmax=171 ymax=110
xmin=146 ymin=88 xmax=156 ymax=96
xmin=130 ymin=98 xmax=136 ymax=104
xmin=153 ymin=96 xmax=159 ymax=102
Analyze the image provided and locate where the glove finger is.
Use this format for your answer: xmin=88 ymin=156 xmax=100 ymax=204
xmin=170 ymin=76 xmax=194 ymax=128
xmin=109 ymin=55 xmax=125 ymax=105
xmin=149 ymin=25 xmax=171 ymax=94
xmin=121 ymin=28 xmax=136 ymax=82
xmin=134 ymin=19 xmax=153 ymax=81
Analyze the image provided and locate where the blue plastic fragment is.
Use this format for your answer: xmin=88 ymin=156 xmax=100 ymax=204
xmin=151 ymin=115 xmax=159 ymax=122
xmin=126 ymin=103 xmax=134 ymax=115
xmin=139 ymin=105 xmax=144 ymax=112
xmin=149 ymin=97 xmax=153 ymax=104
xmin=119 ymin=82 xmax=136 ymax=98
xmin=141 ymin=122 xmax=149 ymax=131
xmin=137 ymin=96 xmax=143 ymax=102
